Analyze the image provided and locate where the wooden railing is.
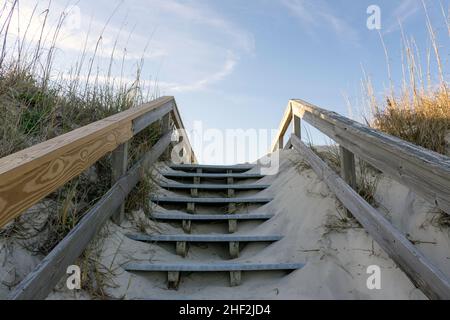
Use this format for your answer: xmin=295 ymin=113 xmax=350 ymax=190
xmin=0 ymin=96 xmax=196 ymax=299
xmin=272 ymin=99 xmax=450 ymax=300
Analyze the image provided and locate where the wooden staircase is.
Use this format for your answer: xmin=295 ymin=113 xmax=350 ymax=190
xmin=5 ymin=96 xmax=449 ymax=299
xmin=124 ymin=163 xmax=305 ymax=289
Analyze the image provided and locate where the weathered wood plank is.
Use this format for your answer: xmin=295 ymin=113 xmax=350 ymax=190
xmin=159 ymin=183 xmax=270 ymax=190
xmin=8 ymin=132 xmax=172 ymax=300
xmin=132 ymin=100 xmax=173 ymax=135
xmin=229 ymin=242 xmax=240 ymax=259
xmin=170 ymin=99 xmax=197 ymax=164
xmin=0 ymin=123 xmax=132 ymax=228
xmin=151 ymin=212 xmax=274 ymax=221
xmin=339 ymin=146 xmax=356 ymax=189
xmin=151 ymin=196 xmax=272 ymax=204
xmin=170 ymin=164 xmax=254 ymax=172
xmin=0 ymin=96 xmax=172 ymax=176
xmin=126 ymin=234 xmax=283 ymax=242
xmin=271 ymin=102 xmax=293 ymax=152
xmin=291 ymin=99 xmax=450 ymax=214
xmin=191 ymin=169 xmax=201 ymax=197
xmin=0 ymin=96 xmax=180 ymax=228
xmin=339 ymin=146 xmax=356 ymax=218
xmin=293 ymin=113 xmax=301 ymax=139
xmin=290 ymin=134 xmax=450 ymax=300
xmin=111 ymin=142 xmax=129 ymax=224
xmin=176 ymin=241 xmax=187 ymax=257
xmin=162 ymin=172 xmax=265 ymax=179
xmin=230 ymin=270 xmax=241 ymax=286
xmin=124 ymin=262 xmax=305 ymax=272
xmin=160 ymin=110 xmax=172 ymax=160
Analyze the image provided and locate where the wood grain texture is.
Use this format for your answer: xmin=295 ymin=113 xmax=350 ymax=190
xmin=290 ymin=134 xmax=450 ymax=300
xmin=111 ymin=142 xmax=129 ymax=224
xmin=0 ymin=96 xmax=197 ymax=228
xmin=151 ymin=212 xmax=274 ymax=221
xmin=339 ymin=146 xmax=356 ymax=189
xmin=0 ymin=123 xmax=132 ymax=228
xmin=291 ymin=99 xmax=450 ymax=214
xmin=132 ymin=100 xmax=173 ymax=135
xmin=8 ymin=132 xmax=172 ymax=300
xmin=293 ymin=113 xmax=301 ymax=139
xmin=169 ymin=164 xmax=254 ymax=172
xmin=171 ymin=99 xmax=197 ymax=164
xmin=159 ymin=183 xmax=269 ymax=190
xmin=0 ymin=96 xmax=172 ymax=176
xmin=271 ymin=102 xmax=292 ymax=152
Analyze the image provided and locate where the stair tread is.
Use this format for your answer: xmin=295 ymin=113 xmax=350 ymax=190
xmin=162 ymin=172 xmax=265 ymax=179
xmin=151 ymin=212 xmax=274 ymax=220
xmin=125 ymin=262 xmax=305 ymax=272
xmin=127 ymin=234 xmax=283 ymax=242
xmin=151 ymin=196 xmax=272 ymax=203
xmin=159 ymin=183 xmax=269 ymax=190
xmin=170 ymin=164 xmax=254 ymax=173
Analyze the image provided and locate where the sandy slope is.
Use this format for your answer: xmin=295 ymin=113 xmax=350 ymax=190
xmin=2 ymin=149 xmax=449 ymax=299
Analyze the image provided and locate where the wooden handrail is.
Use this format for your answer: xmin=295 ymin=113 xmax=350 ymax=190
xmin=9 ymin=132 xmax=173 ymax=300
xmin=272 ymin=99 xmax=450 ymax=215
xmin=290 ymin=134 xmax=450 ymax=300
xmin=272 ymin=99 xmax=450 ymax=299
xmin=0 ymin=96 xmax=196 ymax=228
xmin=3 ymin=95 xmax=196 ymax=299
xmin=270 ymin=101 xmax=293 ymax=152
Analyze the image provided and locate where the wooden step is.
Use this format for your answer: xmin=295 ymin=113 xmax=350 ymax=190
xmin=151 ymin=212 xmax=274 ymax=233
xmin=124 ymin=262 xmax=305 ymax=288
xmin=169 ymin=164 xmax=254 ymax=173
xmin=162 ymin=172 xmax=265 ymax=179
xmin=151 ymin=196 xmax=272 ymax=204
xmin=126 ymin=234 xmax=282 ymax=242
xmin=127 ymin=234 xmax=282 ymax=258
xmin=151 ymin=212 xmax=274 ymax=221
xmin=159 ymin=182 xmax=269 ymax=190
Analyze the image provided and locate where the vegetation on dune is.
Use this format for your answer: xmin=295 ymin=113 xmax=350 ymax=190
xmin=306 ymin=4 xmax=449 ymax=222
xmin=0 ymin=1 xmax=161 ymax=297
xmin=364 ymin=3 xmax=449 ymax=156
xmin=366 ymin=79 xmax=449 ymax=156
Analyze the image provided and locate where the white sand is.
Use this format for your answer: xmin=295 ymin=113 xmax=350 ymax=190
xmin=2 ymin=149 xmax=449 ymax=299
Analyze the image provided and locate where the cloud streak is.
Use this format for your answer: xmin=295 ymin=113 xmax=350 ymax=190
xmin=3 ymin=0 xmax=254 ymax=93
xmin=384 ymin=0 xmax=421 ymax=34
xmin=159 ymin=51 xmax=237 ymax=92
xmin=281 ymin=0 xmax=360 ymax=46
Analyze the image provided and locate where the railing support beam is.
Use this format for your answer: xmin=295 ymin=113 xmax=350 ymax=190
xmin=111 ymin=142 xmax=129 ymax=224
xmin=339 ymin=146 xmax=356 ymax=190
xmin=293 ymin=114 xmax=301 ymax=139
xmin=161 ymin=112 xmax=171 ymax=160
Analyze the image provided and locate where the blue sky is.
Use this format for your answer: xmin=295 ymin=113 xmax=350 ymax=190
xmin=5 ymin=0 xmax=450 ymax=163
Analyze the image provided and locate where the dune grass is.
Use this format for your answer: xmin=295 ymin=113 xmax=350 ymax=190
xmin=0 ymin=1 xmax=160 ymax=297
xmin=363 ymin=3 xmax=449 ymax=156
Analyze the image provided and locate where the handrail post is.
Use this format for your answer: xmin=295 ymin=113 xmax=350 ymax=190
xmin=293 ymin=112 xmax=301 ymax=139
xmin=339 ymin=146 xmax=357 ymax=216
xmin=161 ymin=112 xmax=172 ymax=160
xmin=445 ymin=131 xmax=450 ymax=156
xmin=277 ymin=135 xmax=284 ymax=150
xmin=111 ymin=142 xmax=129 ymax=224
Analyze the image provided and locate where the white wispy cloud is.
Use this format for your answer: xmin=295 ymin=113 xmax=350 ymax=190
xmin=2 ymin=0 xmax=254 ymax=93
xmin=158 ymin=51 xmax=238 ymax=92
xmin=280 ymin=0 xmax=360 ymax=45
xmin=384 ymin=0 xmax=421 ymax=34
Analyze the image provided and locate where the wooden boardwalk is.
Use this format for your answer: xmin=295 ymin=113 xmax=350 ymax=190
xmin=1 ymin=96 xmax=449 ymax=299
